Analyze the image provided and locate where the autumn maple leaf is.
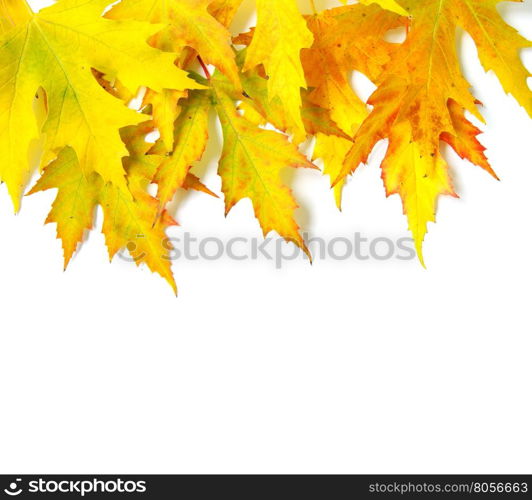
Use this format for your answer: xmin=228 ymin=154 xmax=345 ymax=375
xmin=107 ymin=0 xmax=239 ymax=85
xmin=29 ymin=121 xmax=215 ymax=294
xmin=0 ymin=0 xmax=200 ymax=211
xmin=106 ymin=0 xmax=240 ymax=150
xmin=303 ymin=3 xmax=402 ymax=208
xmin=336 ymin=0 xmax=532 ymax=263
xmin=211 ymin=72 xmax=317 ymax=256
xmin=241 ymin=0 xmax=314 ymax=138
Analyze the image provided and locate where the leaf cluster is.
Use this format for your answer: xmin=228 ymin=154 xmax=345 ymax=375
xmin=1 ymin=0 xmax=530 ymax=292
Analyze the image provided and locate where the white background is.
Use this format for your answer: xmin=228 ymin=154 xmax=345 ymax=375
xmin=0 ymin=0 xmax=531 ymax=474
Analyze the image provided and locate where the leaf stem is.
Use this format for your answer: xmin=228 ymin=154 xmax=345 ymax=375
xmin=197 ymin=55 xmax=211 ymax=80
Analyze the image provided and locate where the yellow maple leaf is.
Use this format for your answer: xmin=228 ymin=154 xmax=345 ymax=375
xmin=242 ymin=0 xmax=313 ymax=138
xmin=107 ymin=0 xmax=240 ymax=89
xmin=29 ymin=148 xmax=177 ymax=293
xmin=0 ymin=0 xmax=200 ymax=211
xmin=337 ymin=0 xmax=531 ymax=263
xmin=102 ymin=124 xmax=179 ymax=294
xmin=152 ymin=90 xmax=211 ymax=211
xmin=29 ymin=122 xmax=216 ymax=293
xmin=27 ymin=147 xmax=103 ymax=268
xmin=453 ymin=0 xmax=532 ymax=116
xmin=212 ymin=75 xmax=316 ymax=256
xmin=303 ymin=3 xmax=402 ymax=208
